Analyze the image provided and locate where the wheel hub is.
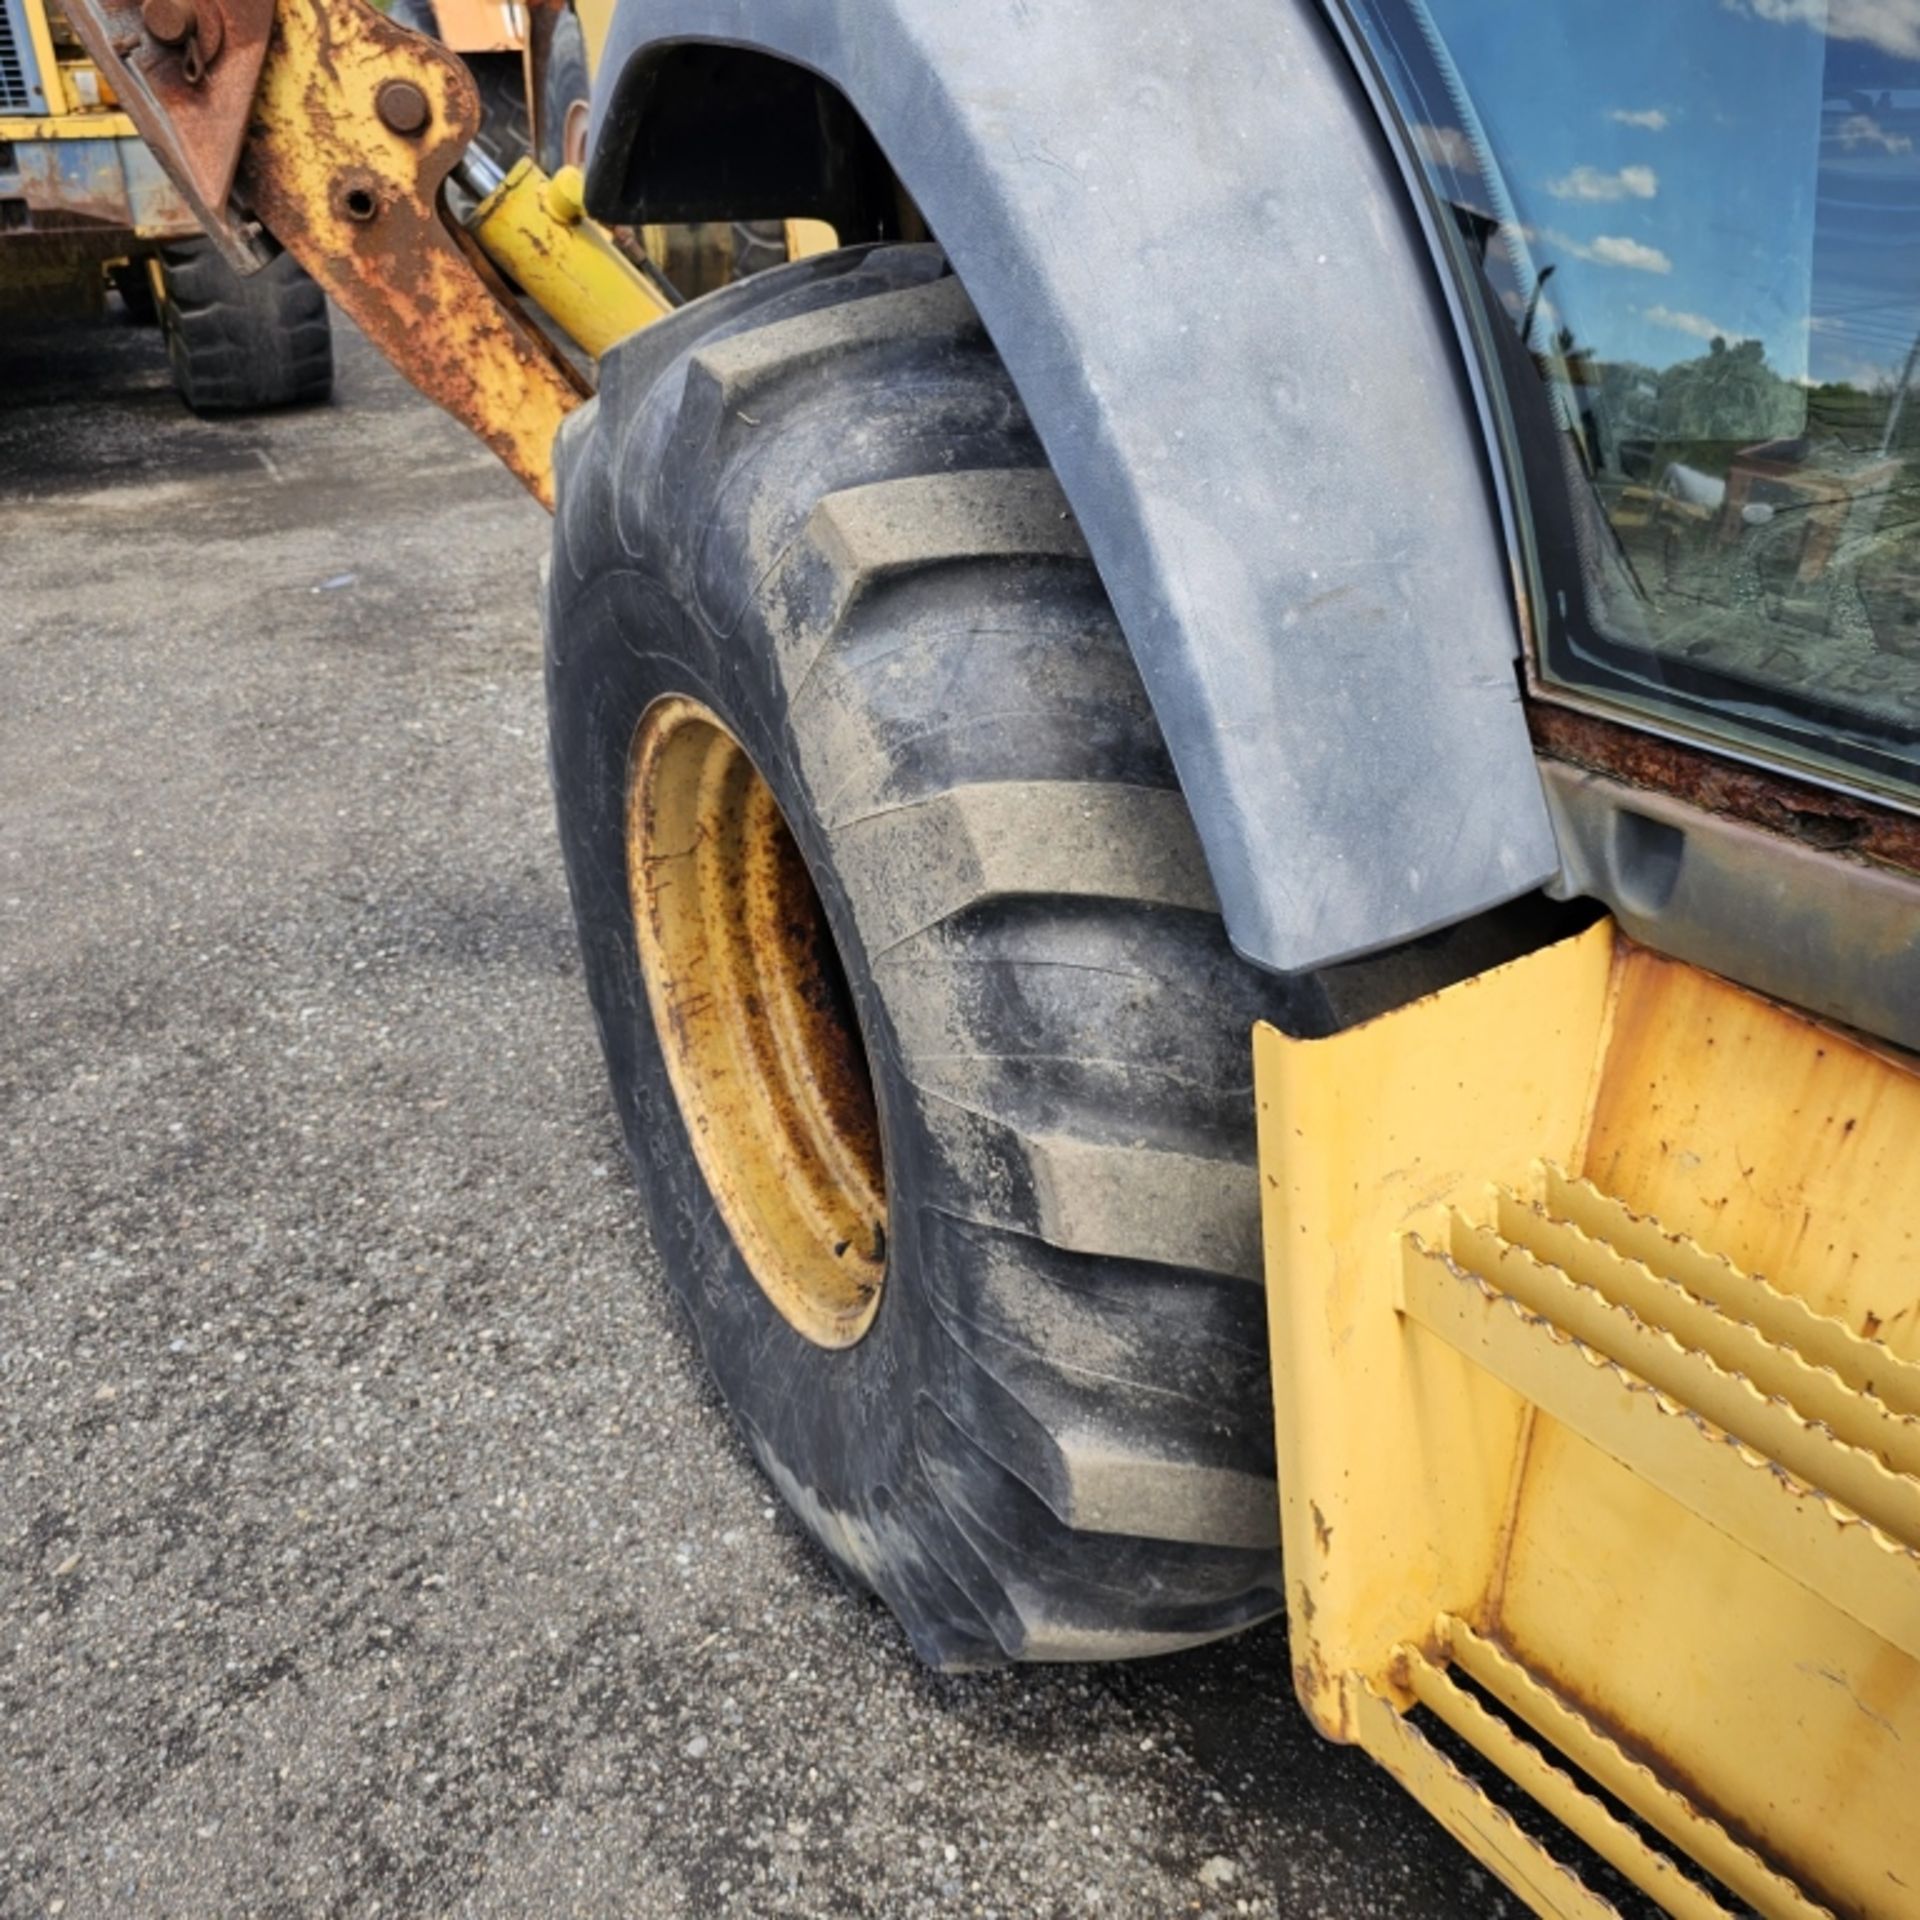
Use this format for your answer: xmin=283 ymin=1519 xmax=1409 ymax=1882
xmin=626 ymin=696 xmax=887 ymax=1348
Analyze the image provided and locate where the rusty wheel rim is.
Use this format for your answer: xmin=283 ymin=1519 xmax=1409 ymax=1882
xmin=626 ymin=697 xmax=888 ymax=1348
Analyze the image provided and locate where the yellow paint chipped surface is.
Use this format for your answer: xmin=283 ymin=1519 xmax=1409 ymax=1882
xmin=1258 ymin=923 xmax=1920 ymax=1916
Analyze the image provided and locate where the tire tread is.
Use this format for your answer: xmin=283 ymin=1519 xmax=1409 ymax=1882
xmin=159 ymin=240 xmax=333 ymax=414
xmin=550 ymin=247 xmax=1290 ymax=1666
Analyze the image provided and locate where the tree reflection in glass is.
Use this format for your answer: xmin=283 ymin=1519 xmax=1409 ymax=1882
xmin=1352 ymin=0 xmax=1920 ymax=798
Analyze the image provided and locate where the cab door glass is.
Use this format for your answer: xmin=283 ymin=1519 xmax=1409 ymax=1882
xmin=1346 ymin=0 xmax=1920 ymax=801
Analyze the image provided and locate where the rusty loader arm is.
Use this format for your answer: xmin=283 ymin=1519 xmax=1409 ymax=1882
xmin=62 ymin=0 xmax=662 ymax=502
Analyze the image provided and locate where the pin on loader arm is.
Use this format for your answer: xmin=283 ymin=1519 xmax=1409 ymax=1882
xmin=61 ymin=0 xmax=667 ymax=504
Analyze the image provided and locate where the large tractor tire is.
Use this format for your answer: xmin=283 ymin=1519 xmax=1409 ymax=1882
xmin=157 ymin=239 xmax=333 ymax=415
xmin=546 ymin=246 xmax=1327 ymax=1669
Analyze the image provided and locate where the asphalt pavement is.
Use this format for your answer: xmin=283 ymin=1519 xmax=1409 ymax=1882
xmin=0 ymin=304 xmax=1522 ymax=1918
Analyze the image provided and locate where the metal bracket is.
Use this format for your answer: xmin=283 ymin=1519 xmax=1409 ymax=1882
xmin=64 ymin=0 xmax=273 ymax=261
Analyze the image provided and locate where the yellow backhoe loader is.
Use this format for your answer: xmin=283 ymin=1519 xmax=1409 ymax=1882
xmin=1 ymin=0 xmax=330 ymax=407
xmin=54 ymin=0 xmax=1920 ymax=1910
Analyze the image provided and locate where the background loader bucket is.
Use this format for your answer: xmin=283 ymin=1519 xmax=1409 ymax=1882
xmin=1256 ymin=921 xmax=1918 ymax=1919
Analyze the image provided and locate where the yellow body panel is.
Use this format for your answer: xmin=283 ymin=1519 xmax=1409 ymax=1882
xmin=0 ymin=112 xmax=139 ymax=139
xmin=13 ymin=0 xmax=131 ymax=121
xmin=19 ymin=0 xmax=63 ymax=112
xmin=467 ymin=159 xmax=669 ymax=358
xmin=1257 ymin=923 xmax=1920 ymax=1918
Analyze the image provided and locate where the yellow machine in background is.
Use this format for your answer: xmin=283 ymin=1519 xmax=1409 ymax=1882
xmin=0 ymin=0 xmax=193 ymax=311
xmin=0 ymin=0 xmax=331 ymax=406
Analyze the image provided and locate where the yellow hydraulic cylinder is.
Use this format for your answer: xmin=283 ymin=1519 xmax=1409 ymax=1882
xmin=465 ymin=158 xmax=671 ymax=360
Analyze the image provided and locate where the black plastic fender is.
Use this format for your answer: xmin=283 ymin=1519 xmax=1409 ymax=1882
xmin=583 ymin=0 xmax=1560 ymax=972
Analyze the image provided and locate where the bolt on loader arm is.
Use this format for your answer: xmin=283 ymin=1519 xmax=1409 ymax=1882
xmin=61 ymin=0 xmax=667 ymax=503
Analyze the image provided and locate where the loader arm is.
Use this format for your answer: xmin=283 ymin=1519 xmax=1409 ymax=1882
xmin=61 ymin=0 xmax=663 ymax=502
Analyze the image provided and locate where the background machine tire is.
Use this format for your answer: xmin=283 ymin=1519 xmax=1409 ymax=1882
xmin=729 ymin=219 xmax=790 ymax=280
xmin=157 ymin=239 xmax=333 ymax=415
xmin=110 ymin=260 xmax=159 ymax=325
xmin=536 ymin=5 xmax=591 ymax=175
xmin=546 ymin=245 xmax=1337 ymax=1669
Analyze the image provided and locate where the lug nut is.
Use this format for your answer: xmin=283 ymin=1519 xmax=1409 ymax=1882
xmin=140 ymin=0 xmax=195 ymax=46
xmin=376 ymin=78 xmax=430 ymax=136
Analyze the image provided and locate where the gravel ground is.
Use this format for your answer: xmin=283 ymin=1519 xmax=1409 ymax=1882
xmin=0 ymin=305 xmax=1521 ymax=1919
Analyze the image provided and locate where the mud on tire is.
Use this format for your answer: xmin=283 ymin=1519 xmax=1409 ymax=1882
xmin=545 ymin=246 xmax=1333 ymax=1668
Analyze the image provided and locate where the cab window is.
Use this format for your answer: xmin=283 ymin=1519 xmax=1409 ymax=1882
xmin=1346 ymin=0 xmax=1920 ymax=802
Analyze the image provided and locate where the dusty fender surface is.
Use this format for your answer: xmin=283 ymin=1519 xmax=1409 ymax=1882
xmin=583 ymin=0 xmax=1559 ymax=972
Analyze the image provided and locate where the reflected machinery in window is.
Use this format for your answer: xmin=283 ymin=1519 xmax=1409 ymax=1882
xmin=1343 ymin=0 xmax=1920 ymax=804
